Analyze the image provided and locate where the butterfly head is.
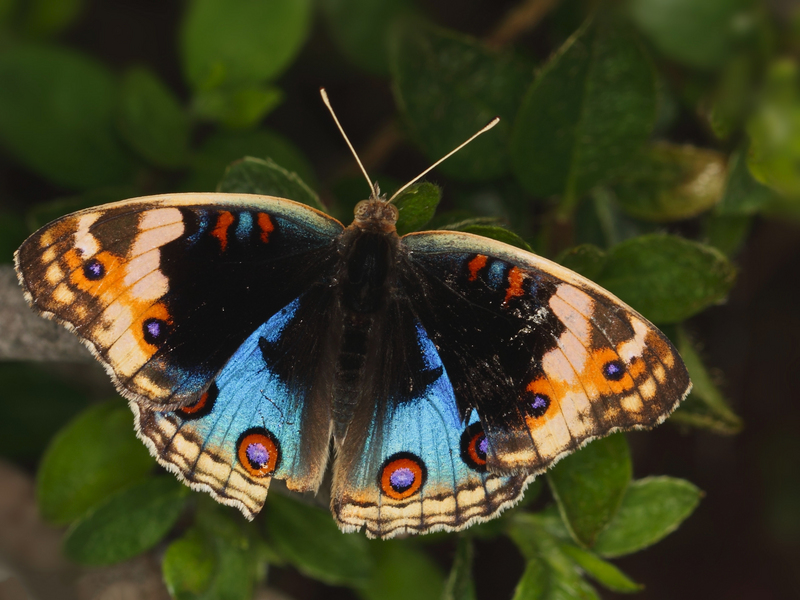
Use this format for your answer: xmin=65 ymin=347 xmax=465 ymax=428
xmin=353 ymin=198 xmax=398 ymax=233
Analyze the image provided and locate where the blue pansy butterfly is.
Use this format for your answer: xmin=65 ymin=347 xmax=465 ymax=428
xmin=14 ymin=94 xmax=690 ymax=538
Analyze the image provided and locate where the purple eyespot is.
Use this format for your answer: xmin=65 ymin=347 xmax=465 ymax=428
xmin=83 ymin=259 xmax=104 ymax=280
xmin=246 ymin=443 xmax=269 ymax=468
xmin=390 ymin=467 xmax=415 ymax=492
xmin=603 ymin=360 xmax=625 ymax=381
xmin=478 ymin=436 xmax=488 ymax=459
xmin=528 ymin=393 xmax=550 ymax=418
xmin=142 ymin=318 xmax=167 ymax=345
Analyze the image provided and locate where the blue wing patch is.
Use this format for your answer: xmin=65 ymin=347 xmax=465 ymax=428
xmin=331 ymin=321 xmax=534 ymax=538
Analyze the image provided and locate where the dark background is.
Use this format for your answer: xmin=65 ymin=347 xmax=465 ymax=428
xmin=1 ymin=1 xmax=799 ymax=599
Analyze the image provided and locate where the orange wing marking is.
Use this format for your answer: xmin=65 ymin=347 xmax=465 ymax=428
xmin=257 ymin=213 xmax=274 ymax=243
xmin=467 ymin=254 xmax=487 ymax=282
xmin=211 ymin=211 xmax=235 ymax=251
xmin=504 ymin=266 xmax=525 ymax=304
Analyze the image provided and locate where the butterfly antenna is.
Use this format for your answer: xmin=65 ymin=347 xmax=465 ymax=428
xmin=387 ymin=117 xmax=500 ymax=204
xmin=320 ymin=88 xmax=378 ymax=199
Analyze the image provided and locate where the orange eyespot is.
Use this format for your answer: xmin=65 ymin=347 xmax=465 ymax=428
xmin=460 ymin=422 xmax=489 ymax=471
xmin=177 ymin=383 xmax=218 ymax=420
xmin=379 ymin=453 xmax=426 ymax=500
xmin=237 ymin=428 xmax=280 ymax=478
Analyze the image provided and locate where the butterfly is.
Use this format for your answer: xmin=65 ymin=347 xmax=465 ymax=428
xmin=14 ymin=95 xmax=690 ymax=539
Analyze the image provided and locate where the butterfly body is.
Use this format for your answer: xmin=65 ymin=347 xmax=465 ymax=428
xmin=15 ymin=192 xmax=690 ymax=538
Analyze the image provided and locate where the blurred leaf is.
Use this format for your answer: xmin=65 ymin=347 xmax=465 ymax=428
xmin=706 ymin=54 xmax=758 ymax=140
xmin=37 ymin=401 xmax=153 ymax=525
xmin=21 ymin=0 xmax=84 ymax=37
xmin=628 ymin=0 xmax=753 ymax=69
xmin=322 ymin=0 xmax=416 ymax=75
xmin=746 ymin=58 xmax=800 ymax=200
xmin=358 ymin=541 xmax=445 ymax=600
xmin=547 ymin=434 xmax=632 ymax=547
xmin=669 ymin=327 xmax=743 ymax=434
xmin=586 ymin=188 xmax=659 ymax=248
xmin=430 ymin=212 xmax=504 ymax=230
xmin=0 ymin=44 xmax=132 ymax=189
xmin=186 ymin=129 xmax=317 ymax=192
xmin=116 ymin=67 xmax=190 ymax=168
xmin=593 ymin=476 xmax=702 ymax=557
xmin=391 ymin=21 xmax=530 ymax=181
xmin=0 ymin=363 xmax=88 ymax=462
xmin=460 ymin=224 xmax=532 ymax=251
xmin=181 ymin=0 xmax=311 ymax=90
xmin=442 ymin=537 xmax=476 ymax=600
xmin=0 ymin=0 xmax=15 ymax=25
xmin=264 ymin=494 xmax=373 ymax=587
xmin=63 ymin=476 xmax=187 ymax=565
xmin=556 ymin=244 xmax=607 ymax=282
xmin=0 ymin=211 xmax=28 ymax=263
xmin=193 ymin=84 xmax=282 ymax=130
xmin=702 ymin=213 xmax=752 ymax=256
xmin=612 ymin=143 xmax=726 ymax=222
xmin=509 ymin=515 xmax=600 ymax=600
xmin=718 ymin=146 xmax=776 ymax=215
xmin=511 ymin=14 xmax=656 ymax=208
xmin=597 ymin=234 xmax=737 ymax=323
xmin=218 ymin=157 xmax=324 ymax=211
xmin=560 ymin=545 xmax=642 ymax=593
xmin=25 ymin=186 xmax=137 ymax=231
xmin=394 ymin=182 xmax=440 ymax=235
xmin=163 ymin=527 xmax=216 ymax=598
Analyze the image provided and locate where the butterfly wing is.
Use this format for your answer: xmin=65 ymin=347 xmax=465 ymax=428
xmin=15 ymin=193 xmax=344 ymax=408
xmin=134 ymin=284 xmax=339 ymax=516
xmin=331 ymin=297 xmax=532 ymax=539
xmin=399 ymin=231 xmax=691 ymax=473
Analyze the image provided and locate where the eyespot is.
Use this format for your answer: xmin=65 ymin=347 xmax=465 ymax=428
xmin=602 ymin=360 xmax=625 ymax=381
xmin=236 ymin=428 xmax=280 ymax=478
xmin=142 ymin=318 xmax=168 ymax=346
xmin=525 ymin=391 xmax=550 ymax=418
xmin=83 ymin=258 xmax=105 ymax=280
xmin=177 ymin=382 xmax=218 ymax=420
xmin=379 ymin=452 xmax=426 ymax=500
xmin=460 ymin=422 xmax=489 ymax=471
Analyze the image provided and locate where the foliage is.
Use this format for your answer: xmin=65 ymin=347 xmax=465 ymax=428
xmin=1 ymin=0 xmax=795 ymax=598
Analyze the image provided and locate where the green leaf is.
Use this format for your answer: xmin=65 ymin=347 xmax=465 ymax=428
xmin=394 ymin=182 xmax=441 ymax=235
xmin=63 ymin=476 xmax=187 ymax=565
xmin=429 ymin=212 xmax=504 ymax=231
xmin=460 ymin=224 xmax=532 ymax=251
xmin=20 ymin=0 xmax=84 ymax=37
xmin=547 ymin=434 xmax=632 ymax=547
xmin=746 ymin=58 xmax=800 ymax=200
xmin=185 ymin=129 xmax=317 ymax=192
xmin=218 ymin=157 xmax=325 ymax=211
xmin=116 ymin=67 xmax=190 ymax=168
xmin=612 ymin=143 xmax=726 ymax=222
xmin=322 ymin=0 xmax=416 ymax=75
xmin=511 ymin=14 xmax=656 ymax=209
xmin=597 ymin=234 xmax=737 ymax=324
xmin=717 ymin=146 xmax=776 ymax=215
xmin=0 ymin=44 xmax=132 ymax=189
xmin=163 ymin=527 xmax=217 ymax=598
xmin=192 ymin=84 xmax=282 ymax=129
xmin=358 ymin=541 xmax=445 ymax=600
xmin=264 ymin=494 xmax=373 ymax=587
xmin=556 ymin=244 xmax=607 ymax=282
xmin=560 ymin=545 xmax=643 ymax=593
xmin=669 ymin=327 xmax=743 ymax=434
xmin=391 ymin=21 xmax=530 ymax=181
xmin=0 ymin=363 xmax=88 ymax=462
xmin=181 ymin=0 xmax=312 ymax=90
xmin=442 ymin=537 xmax=476 ymax=600
xmin=511 ymin=558 xmax=549 ymax=600
xmin=702 ymin=213 xmax=752 ymax=257
xmin=37 ymin=401 xmax=154 ymax=525
xmin=628 ymin=0 xmax=753 ymax=69
xmin=593 ymin=476 xmax=702 ymax=557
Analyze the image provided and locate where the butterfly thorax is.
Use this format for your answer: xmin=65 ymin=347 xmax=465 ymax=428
xmin=330 ymin=201 xmax=401 ymax=439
